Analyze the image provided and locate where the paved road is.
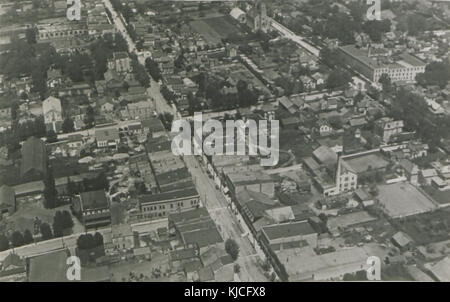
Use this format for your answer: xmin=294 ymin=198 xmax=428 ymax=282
xmin=103 ymin=0 xmax=175 ymax=117
xmin=105 ymin=0 xmax=266 ymax=281
xmin=184 ymin=155 xmax=267 ymax=282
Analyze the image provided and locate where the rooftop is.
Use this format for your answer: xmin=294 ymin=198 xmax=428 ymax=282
xmin=262 ymin=221 xmax=316 ymax=241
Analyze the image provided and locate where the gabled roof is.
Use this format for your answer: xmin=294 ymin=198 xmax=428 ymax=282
xmin=80 ymin=190 xmax=108 ymax=211
xmin=20 ymin=136 xmax=47 ymax=177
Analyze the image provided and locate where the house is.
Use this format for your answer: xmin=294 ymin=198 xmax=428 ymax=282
xmin=420 ymin=169 xmax=438 ymax=185
xmin=374 ymin=117 xmax=404 ymax=143
xmin=105 ymin=224 xmax=135 ymax=254
xmin=42 ymin=96 xmax=63 ymax=132
xmin=391 ymin=231 xmax=414 ymax=251
xmin=67 ymin=134 xmax=84 ymax=155
xmin=0 ymin=253 xmax=26 ymax=282
xmin=230 ymin=7 xmax=247 ymax=23
xmin=317 ymin=119 xmax=333 ymax=135
xmin=142 ymin=118 xmax=165 ymax=138
xmin=95 ymin=126 xmax=120 ymax=149
xmin=0 ymin=185 xmax=16 ymax=215
xmin=20 ymin=137 xmax=47 ymax=182
xmin=46 ymin=68 xmax=64 ymax=88
xmin=311 ymin=72 xmax=325 ymax=86
xmin=107 ymin=52 xmax=132 ymax=74
xmin=127 ymin=101 xmax=153 ymax=119
xmin=398 ymin=159 xmax=419 ymax=185
xmin=98 ymin=97 xmax=115 ymax=114
xmin=300 ymin=75 xmax=316 ymax=91
xmin=74 ymin=190 xmax=111 ymax=228
xmin=353 ymin=188 xmax=374 ymax=207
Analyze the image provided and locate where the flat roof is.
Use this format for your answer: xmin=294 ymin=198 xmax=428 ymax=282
xmin=140 ymin=187 xmax=199 ymax=204
xmin=262 ymin=221 xmax=316 ymax=241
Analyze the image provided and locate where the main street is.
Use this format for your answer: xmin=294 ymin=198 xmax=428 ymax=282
xmin=103 ymin=0 xmax=175 ymax=116
xmin=104 ymin=0 xmax=267 ymax=281
xmin=184 ymin=154 xmax=267 ymax=282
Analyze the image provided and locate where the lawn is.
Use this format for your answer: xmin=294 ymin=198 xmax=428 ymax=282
xmin=392 ymin=209 xmax=450 ymax=245
xmin=190 ymin=16 xmax=240 ymax=44
xmin=421 ymin=185 xmax=450 ymax=206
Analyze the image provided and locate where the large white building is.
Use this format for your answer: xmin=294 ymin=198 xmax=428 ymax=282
xmin=338 ymin=45 xmax=426 ymax=83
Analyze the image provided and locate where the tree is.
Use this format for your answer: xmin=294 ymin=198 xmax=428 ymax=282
xmin=0 ymin=234 xmax=9 ymax=251
xmin=379 ymin=73 xmax=393 ymax=93
xmin=225 ymin=238 xmax=239 ymax=261
xmin=25 ymin=27 xmax=38 ymax=44
xmin=326 ymin=68 xmax=352 ymax=90
xmin=159 ymin=112 xmax=174 ymax=131
xmin=416 ymin=61 xmax=450 ymax=88
xmin=43 ymin=167 xmax=58 ymax=209
xmin=40 ymin=223 xmax=53 ymax=240
xmin=11 ymin=231 xmax=25 ymax=247
xmin=52 ymin=210 xmax=73 ymax=237
xmin=145 ymin=57 xmax=162 ymax=82
xmin=46 ymin=130 xmax=58 ymax=143
xmin=84 ymin=105 xmax=95 ymax=128
xmin=23 ymin=229 xmax=34 ymax=244
xmin=62 ymin=117 xmax=75 ymax=133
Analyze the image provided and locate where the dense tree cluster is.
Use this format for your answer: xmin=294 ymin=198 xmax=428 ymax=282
xmin=416 ymin=61 xmax=450 ymax=88
xmin=225 ymin=238 xmax=239 ymax=261
xmin=131 ymin=54 xmax=150 ymax=88
xmin=52 ymin=210 xmax=74 ymax=237
xmin=389 ymin=89 xmax=450 ymax=150
xmin=145 ymin=57 xmax=162 ymax=82
xmin=43 ymin=167 xmax=58 ymax=209
xmin=77 ymin=232 xmax=104 ymax=250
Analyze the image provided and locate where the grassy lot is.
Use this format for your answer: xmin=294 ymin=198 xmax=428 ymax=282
xmin=190 ymin=16 xmax=240 ymax=44
xmin=377 ymin=183 xmax=437 ymax=218
xmin=421 ymin=185 xmax=450 ymax=206
xmin=391 ymin=209 xmax=450 ymax=245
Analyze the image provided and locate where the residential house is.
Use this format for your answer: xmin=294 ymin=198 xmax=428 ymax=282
xmin=127 ymin=101 xmax=153 ymax=119
xmin=374 ymin=117 xmax=404 ymax=143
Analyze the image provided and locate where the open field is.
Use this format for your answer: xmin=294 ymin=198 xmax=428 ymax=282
xmin=377 ymin=183 xmax=437 ymax=218
xmin=421 ymin=185 xmax=450 ymax=206
xmin=190 ymin=16 xmax=240 ymax=44
xmin=392 ymin=209 xmax=450 ymax=245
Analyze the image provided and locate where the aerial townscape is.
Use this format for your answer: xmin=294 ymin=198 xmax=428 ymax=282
xmin=0 ymin=0 xmax=449 ymax=284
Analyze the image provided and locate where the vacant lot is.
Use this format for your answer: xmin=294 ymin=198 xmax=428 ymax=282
xmin=190 ymin=16 xmax=239 ymax=44
xmin=421 ymin=185 xmax=450 ymax=206
xmin=377 ymin=183 xmax=437 ymax=218
xmin=392 ymin=209 xmax=450 ymax=245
